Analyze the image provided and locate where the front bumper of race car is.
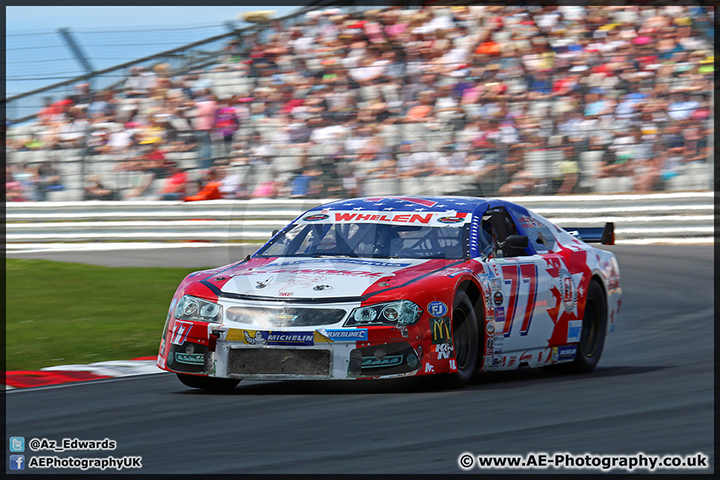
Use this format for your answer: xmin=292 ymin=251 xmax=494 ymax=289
xmin=158 ymin=295 xmax=448 ymax=380
xmin=162 ymin=326 xmax=424 ymax=381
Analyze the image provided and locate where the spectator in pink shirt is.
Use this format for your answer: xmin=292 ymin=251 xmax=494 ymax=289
xmin=214 ymin=95 xmax=239 ymax=160
xmin=193 ymin=90 xmax=217 ymax=169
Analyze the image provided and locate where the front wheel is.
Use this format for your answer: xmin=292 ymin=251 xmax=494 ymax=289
xmin=176 ymin=373 xmax=240 ymax=392
xmin=443 ymin=292 xmax=480 ymax=388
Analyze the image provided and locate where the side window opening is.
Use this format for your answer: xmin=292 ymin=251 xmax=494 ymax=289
xmin=481 ymin=206 xmax=528 ymax=257
xmin=508 ymin=207 xmax=558 ymax=253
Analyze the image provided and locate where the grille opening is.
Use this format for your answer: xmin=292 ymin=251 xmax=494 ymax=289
xmin=228 ymin=348 xmax=331 ymax=376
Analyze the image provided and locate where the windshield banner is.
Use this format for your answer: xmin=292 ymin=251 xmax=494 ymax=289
xmin=298 ymin=211 xmax=473 ymax=226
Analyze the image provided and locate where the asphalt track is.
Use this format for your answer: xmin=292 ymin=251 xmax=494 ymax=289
xmin=6 ymin=245 xmax=714 ymax=474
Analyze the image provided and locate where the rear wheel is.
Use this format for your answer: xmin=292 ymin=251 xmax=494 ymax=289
xmin=176 ymin=373 xmax=240 ymax=392
xmin=443 ymin=292 xmax=480 ymax=388
xmin=545 ymin=280 xmax=607 ymax=374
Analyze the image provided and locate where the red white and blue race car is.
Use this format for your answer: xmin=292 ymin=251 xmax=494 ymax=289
xmin=157 ymin=196 xmax=621 ymax=390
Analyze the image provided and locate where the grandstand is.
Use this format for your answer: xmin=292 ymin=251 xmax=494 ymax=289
xmin=5 ymin=4 xmax=714 ymax=202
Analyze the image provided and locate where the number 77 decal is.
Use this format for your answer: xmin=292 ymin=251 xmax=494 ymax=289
xmin=501 ymin=264 xmax=538 ymax=337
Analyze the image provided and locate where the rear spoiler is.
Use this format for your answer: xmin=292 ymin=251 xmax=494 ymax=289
xmin=565 ymin=222 xmax=615 ymax=245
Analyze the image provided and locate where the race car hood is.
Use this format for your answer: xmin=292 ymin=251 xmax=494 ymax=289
xmin=220 ymin=257 xmax=437 ymax=299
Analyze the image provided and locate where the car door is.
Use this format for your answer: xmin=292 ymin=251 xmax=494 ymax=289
xmin=481 ymin=206 xmax=554 ymax=357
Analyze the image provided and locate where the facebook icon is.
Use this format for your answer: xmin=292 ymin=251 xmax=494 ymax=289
xmin=9 ymin=455 xmax=25 ymax=470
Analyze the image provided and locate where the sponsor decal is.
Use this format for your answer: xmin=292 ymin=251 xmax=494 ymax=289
xmin=239 ymin=267 xmax=386 ymax=278
xmin=302 ymin=213 xmax=329 ymax=221
xmin=427 ymin=300 xmax=448 ymax=317
xmin=507 ymin=355 xmax=517 ymax=368
xmin=175 ymin=352 xmax=205 ymax=365
xmin=486 ymin=322 xmax=495 ymax=336
xmin=424 ymin=363 xmax=435 ymax=373
xmin=519 ymin=352 xmax=533 ymax=363
xmin=552 ymin=347 xmax=558 ymax=362
xmin=447 ymin=268 xmax=473 ymax=279
xmin=435 ymin=343 xmax=455 ymax=360
xmin=485 ymin=337 xmax=494 ymax=352
xmin=538 ymin=351 xmax=543 ymax=362
xmin=518 ymin=215 xmax=540 ymax=229
xmin=241 ymin=330 xmax=315 ymax=346
xmin=557 ymin=345 xmax=577 ymax=361
xmin=450 ymin=359 xmax=456 ymax=370
xmin=255 ymin=276 xmax=274 ymax=289
xmin=492 ymin=356 xmax=502 ymax=366
xmin=430 ymin=316 xmax=451 ymax=345
xmin=567 ymin=320 xmax=582 ymax=343
xmin=170 ymin=321 xmax=193 ymax=346
xmin=563 ymin=276 xmax=574 ymax=303
xmin=335 ymin=211 xmax=433 ymax=224
xmin=323 ymin=329 xmax=368 ymax=342
xmin=493 ymin=291 xmax=504 ymax=306
xmin=557 ymin=267 xmax=579 ymax=311
xmin=279 ymin=291 xmax=293 ymax=296
xmin=274 ymin=258 xmax=411 ymax=268
xmin=362 ymin=355 xmax=403 ymax=368
xmin=494 ymin=306 xmax=505 ymax=323
xmin=328 ymin=210 xmax=472 ymax=226
xmin=438 ymin=216 xmax=465 ymax=224
xmin=490 ymin=278 xmax=503 ymax=291
xmin=493 ymin=333 xmax=504 ymax=353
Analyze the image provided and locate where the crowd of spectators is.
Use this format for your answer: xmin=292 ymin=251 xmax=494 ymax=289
xmin=5 ymin=5 xmax=714 ymax=201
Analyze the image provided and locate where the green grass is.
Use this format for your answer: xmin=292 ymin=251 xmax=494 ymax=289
xmin=6 ymin=259 xmax=204 ymax=371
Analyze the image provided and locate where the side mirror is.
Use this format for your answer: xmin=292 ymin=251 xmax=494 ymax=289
xmin=271 ymin=229 xmax=279 ymax=237
xmin=503 ymin=235 xmax=528 ymax=252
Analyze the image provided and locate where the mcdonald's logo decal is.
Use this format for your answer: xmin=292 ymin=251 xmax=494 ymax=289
xmin=430 ymin=316 xmax=451 ymax=345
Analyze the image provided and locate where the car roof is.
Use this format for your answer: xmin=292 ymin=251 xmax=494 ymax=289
xmin=304 ymin=196 xmax=532 ymax=219
xmin=308 ymin=196 xmax=489 ymax=214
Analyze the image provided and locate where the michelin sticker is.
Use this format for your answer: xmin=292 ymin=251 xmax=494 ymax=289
xmin=242 ymin=330 xmax=315 ymax=346
xmin=557 ymin=345 xmax=577 ymax=361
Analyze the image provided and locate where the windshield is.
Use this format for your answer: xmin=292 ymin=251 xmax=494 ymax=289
xmin=256 ymin=222 xmax=469 ymax=259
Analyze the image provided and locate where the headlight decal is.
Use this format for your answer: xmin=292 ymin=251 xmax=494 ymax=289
xmin=345 ymin=300 xmax=422 ymax=327
xmin=174 ymin=295 xmax=223 ymax=323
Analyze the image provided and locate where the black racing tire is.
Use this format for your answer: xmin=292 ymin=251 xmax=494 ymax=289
xmin=545 ymin=280 xmax=607 ymax=374
xmin=176 ymin=373 xmax=240 ymax=392
xmin=443 ymin=292 xmax=481 ymax=388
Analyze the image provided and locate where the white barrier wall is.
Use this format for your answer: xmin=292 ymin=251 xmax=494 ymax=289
xmin=5 ymin=192 xmax=713 ymax=248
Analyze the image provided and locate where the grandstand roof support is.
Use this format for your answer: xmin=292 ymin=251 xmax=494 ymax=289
xmin=58 ymin=28 xmax=96 ymax=87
